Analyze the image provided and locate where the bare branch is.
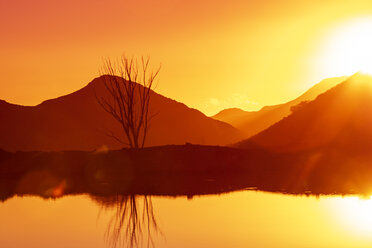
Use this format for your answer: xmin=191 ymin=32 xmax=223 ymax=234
xmin=96 ymin=54 xmax=160 ymax=148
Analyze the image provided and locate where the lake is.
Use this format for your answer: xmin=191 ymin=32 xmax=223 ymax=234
xmin=1 ymin=190 xmax=371 ymax=248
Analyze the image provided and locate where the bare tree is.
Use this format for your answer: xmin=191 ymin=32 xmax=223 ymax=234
xmin=104 ymin=195 xmax=162 ymax=248
xmin=96 ymin=55 xmax=160 ymax=148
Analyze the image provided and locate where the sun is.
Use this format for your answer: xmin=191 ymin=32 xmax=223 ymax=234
xmin=315 ymin=17 xmax=372 ymax=77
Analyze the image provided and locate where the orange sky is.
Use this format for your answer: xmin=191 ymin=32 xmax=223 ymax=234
xmin=2 ymin=0 xmax=372 ymax=115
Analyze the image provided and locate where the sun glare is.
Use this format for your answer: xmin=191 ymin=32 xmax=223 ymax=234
xmin=316 ymin=17 xmax=372 ymax=77
xmin=327 ymin=196 xmax=372 ymax=238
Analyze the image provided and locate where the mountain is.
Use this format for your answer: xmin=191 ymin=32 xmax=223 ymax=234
xmin=0 ymin=76 xmax=243 ymax=152
xmin=237 ymin=73 xmax=372 ymax=153
xmin=212 ymin=76 xmax=347 ymax=138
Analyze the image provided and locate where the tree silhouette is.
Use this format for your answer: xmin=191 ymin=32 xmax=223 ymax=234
xmin=290 ymin=100 xmax=309 ymax=113
xmin=97 ymin=55 xmax=161 ymax=148
xmin=92 ymin=194 xmax=162 ymax=248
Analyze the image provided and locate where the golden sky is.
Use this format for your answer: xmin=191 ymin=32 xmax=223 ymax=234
xmin=2 ymin=0 xmax=372 ymax=115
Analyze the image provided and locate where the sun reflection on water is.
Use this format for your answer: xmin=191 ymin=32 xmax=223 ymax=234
xmin=326 ymin=196 xmax=372 ymax=238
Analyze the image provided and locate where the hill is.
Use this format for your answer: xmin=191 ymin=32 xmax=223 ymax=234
xmin=237 ymin=73 xmax=372 ymax=153
xmin=0 ymin=76 xmax=243 ymax=151
xmin=212 ymin=76 xmax=347 ymax=137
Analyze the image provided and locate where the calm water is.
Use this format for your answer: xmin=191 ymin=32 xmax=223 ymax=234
xmin=0 ymin=191 xmax=372 ymax=248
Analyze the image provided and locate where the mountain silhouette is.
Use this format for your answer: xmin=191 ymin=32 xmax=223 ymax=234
xmin=237 ymin=73 xmax=372 ymax=153
xmin=213 ymin=76 xmax=346 ymax=138
xmin=0 ymin=76 xmax=243 ymax=151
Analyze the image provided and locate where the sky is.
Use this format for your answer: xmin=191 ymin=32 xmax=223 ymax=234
xmin=2 ymin=0 xmax=372 ymax=115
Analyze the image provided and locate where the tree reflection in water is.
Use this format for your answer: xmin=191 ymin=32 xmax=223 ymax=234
xmin=93 ymin=195 xmax=162 ymax=248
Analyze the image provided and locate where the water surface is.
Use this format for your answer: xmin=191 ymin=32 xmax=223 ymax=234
xmin=1 ymin=191 xmax=371 ymax=248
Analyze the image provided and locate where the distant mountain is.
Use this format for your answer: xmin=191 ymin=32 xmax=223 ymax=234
xmin=0 ymin=76 xmax=243 ymax=152
xmin=237 ymin=73 xmax=372 ymax=153
xmin=212 ymin=108 xmax=252 ymax=127
xmin=212 ymin=76 xmax=347 ymax=138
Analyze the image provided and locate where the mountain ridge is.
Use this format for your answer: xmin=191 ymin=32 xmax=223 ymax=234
xmin=0 ymin=75 xmax=243 ymax=152
xmin=212 ymin=76 xmax=348 ymax=137
xmin=236 ymin=73 xmax=372 ymax=153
